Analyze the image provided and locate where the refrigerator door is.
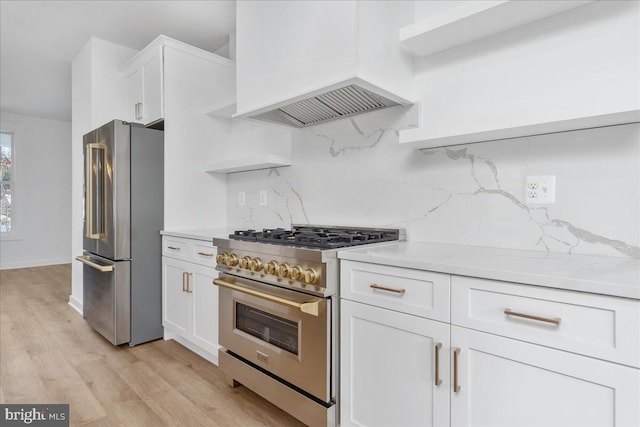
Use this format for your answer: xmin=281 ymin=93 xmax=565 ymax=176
xmin=83 ymin=120 xmax=131 ymax=260
xmin=79 ymin=252 xmax=131 ymax=345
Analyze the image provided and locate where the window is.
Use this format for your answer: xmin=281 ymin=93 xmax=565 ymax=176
xmin=0 ymin=132 xmax=13 ymax=233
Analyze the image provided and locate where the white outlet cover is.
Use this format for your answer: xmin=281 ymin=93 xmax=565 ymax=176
xmin=259 ymin=190 xmax=268 ymax=206
xmin=525 ymin=175 xmax=556 ymax=204
xmin=238 ymin=191 xmax=246 ymax=206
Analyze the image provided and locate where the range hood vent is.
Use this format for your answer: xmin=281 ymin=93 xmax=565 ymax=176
xmin=250 ymin=85 xmax=400 ymax=127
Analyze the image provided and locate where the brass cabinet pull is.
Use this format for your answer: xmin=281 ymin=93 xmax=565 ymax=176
xmin=434 ymin=342 xmax=443 ymax=386
xmin=197 ymin=251 xmax=214 ymax=257
xmin=504 ymin=309 xmax=561 ymax=325
xmin=182 ymin=272 xmax=187 ymax=292
xmin=167 ymin=246 xmax=181 ymax=251
xmin=213 ymin=278 xmax=325 ymax=316
xmin=135 ymin=102 xmax=143 ymax=120
xmin=185 ymin=272 xmax=193 ymax=293
xmin=369 ymin=284 xmax=406 ymax=295
xmin=453 ymin=347 xmax=461 ymax=393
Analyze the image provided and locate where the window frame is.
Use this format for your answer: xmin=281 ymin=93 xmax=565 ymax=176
xmin=0 ymin=121 xmax=23 ymax=241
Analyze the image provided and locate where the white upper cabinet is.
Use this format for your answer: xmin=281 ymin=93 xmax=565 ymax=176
xmin=122 ymin=40 xmax=164 ymax=126
xmin=235 ymin=0 xmax=414 ymax=128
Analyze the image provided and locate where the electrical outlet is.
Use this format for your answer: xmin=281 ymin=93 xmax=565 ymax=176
xmin=238 ymin=191 xmax=246 ymax=206
xmin=525 ymin=176 xmax=556 ymax=204
xmin=259 ymin=190 xmax=268 ymax=206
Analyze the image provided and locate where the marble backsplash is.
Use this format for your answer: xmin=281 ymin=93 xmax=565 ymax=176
xmin=226 ymin=106 xmax=640 ymax=259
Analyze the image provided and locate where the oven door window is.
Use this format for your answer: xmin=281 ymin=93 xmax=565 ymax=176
xmin=235 ymin=302 xmax=299 ymax=355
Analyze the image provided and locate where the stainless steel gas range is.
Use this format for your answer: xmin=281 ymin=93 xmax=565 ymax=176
xmin=212 ymin=225 xmax=402 ymax=427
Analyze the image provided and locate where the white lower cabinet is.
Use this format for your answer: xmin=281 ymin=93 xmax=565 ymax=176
xmin=340 ymin=260 xmax=640 ymax=427
xmin=340 ymin=299 xmax=450 ymax=427
xmin=162 ymin=236 xmax=219 ymax=364
xmin=451 ymin=325 xmax=640 ymax=427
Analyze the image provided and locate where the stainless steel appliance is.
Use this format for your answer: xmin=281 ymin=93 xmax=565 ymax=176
xmin=75 ymin=120 xmax=164 ymax=346
xmin=213 ymin=225 xmax=402 ymax=427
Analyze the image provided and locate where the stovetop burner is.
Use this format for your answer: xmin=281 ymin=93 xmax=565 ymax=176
xmin=229 ymin=225 xmax=399 ymax=250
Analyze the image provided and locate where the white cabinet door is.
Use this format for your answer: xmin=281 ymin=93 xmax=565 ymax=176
xmin=125 ymin=51 xmax=163 ymax=125
xmin=142 ymin=52 xmax=163 ymax=124
xmin=189 ymin=263 xmax=219 ymax=355
xmin=162 ymin=257 xmax=189 ymax=335
xmin=125 ymin=68 xmax=143 ymax=123
xmin=451 ymin=326 xmax=640 ymax=427
xmin=340 ymin=299 xmax=450 ymax=427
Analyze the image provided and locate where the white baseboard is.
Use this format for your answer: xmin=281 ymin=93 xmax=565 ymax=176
xmin=68 ymin=295 xmax=83 ymax=315
xmin=0 ymin=257 xmax=71 ymax=270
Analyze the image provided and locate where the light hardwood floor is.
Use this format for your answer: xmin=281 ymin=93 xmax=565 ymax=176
xmin=0 ymin=264 xmax=305 ymax=426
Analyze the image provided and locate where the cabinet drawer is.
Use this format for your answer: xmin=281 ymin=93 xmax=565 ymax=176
xmin=163 ymin=237 xmax=189 ymax=259
xmin=191 ymin=241 xmax=217 ymax=267
xmin=451 ymin=276 xmax=640 ymax=368
xmin=340 ymin=260 xmax=450 ymax=322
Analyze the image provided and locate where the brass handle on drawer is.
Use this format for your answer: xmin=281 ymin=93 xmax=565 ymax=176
xmin=197 ymin=251 xmax=214 ymax=257
xmin=434 ymin=342 xmax=442 ymax=387
xmin=185 ymin=272 xmax=192 ymax=293
xmin=369 ymin=284 xmax=406 ymax=295
xmin=504 ymin=309 xmax=561 ymax=325
xmin=453 ymin=347 xmax=461 ymax=393
xmin=168 ymin=246 xmax=181 ymax=250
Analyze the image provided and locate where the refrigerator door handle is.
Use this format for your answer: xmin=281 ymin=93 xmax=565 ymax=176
xmin=85 ymin=142 xmax=108 ymax=239
xmin=75 ymin=255 xmax=114 ymax=272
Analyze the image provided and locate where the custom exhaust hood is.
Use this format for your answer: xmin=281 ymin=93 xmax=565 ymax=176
xmin=249 ymin=84 xmax=402 ymax=128
xmin=234 ymin=0 xmax=415 ymax=127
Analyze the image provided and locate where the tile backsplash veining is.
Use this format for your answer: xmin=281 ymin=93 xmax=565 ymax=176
xmin=227 ymin=107 xmax=640 ymax=259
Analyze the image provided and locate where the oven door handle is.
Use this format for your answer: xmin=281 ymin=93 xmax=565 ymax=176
xmin=212 ymin=278 xmax=326 ymax=316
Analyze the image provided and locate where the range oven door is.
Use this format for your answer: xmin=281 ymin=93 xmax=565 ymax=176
xmin=215 ymin=273 xmax=331 ymax=402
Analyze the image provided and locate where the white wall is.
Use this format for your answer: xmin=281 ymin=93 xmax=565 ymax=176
xmin=70 ymin=38 xmax=138 ymax=313
xmin=413 ymin=0 xmax=639 ymax=139
xmin=0 ymin=111 xmax=72 ymax=269
xmin=226 ymin=1 xmax=640 ymax=259
xmin=163 ymin=46 xmax=228 ymax=230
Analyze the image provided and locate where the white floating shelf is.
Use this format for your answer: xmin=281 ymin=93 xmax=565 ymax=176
xmin=205 ymin=100 xmax=237 ymax=119
xmin=203 ymin=155 xmax=291 ymax=174
xmin=399 ymin=110 xmax=640 ymax=150
xmin=400 ymin=0 xmax=594 ymax=57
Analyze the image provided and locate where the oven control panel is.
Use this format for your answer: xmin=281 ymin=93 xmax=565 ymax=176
xmin=216 ymin=251 xmax=328 ymax=295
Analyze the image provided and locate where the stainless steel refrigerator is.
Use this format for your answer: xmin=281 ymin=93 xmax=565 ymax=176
xmin=75 ymin=120 xmax=164 ymax=346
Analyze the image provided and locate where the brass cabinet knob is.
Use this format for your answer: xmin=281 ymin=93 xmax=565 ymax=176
xmin=226 ymin=253 xmax=239 ymax=266
xmin=250 ymin=257 xmax=264 ymax=272
xmin=289 ymin=265 xmax=304 ymax=280
xmin=216 ymin=253 xmax=228 ymax=264
xmin=277 ymin=263 xmax=290 ymax=278
xmin=304 ymin=268 xmax=319 ymax=284
xmin=265 ymin=260 xmax=279 ymax=275
xmin=240 ymin=256 xmax=252 ymax=269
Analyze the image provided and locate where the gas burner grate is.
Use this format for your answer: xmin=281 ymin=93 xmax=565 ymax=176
xmin=229 ymin=226 xmax=398 ymax=249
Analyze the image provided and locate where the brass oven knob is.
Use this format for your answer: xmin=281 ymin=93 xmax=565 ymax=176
xmin=304 ymin=267 xmax=319 ymax=284
xmin=250 ymin=257 xmax=264 ymax=272
xmin=289 ymin=265 xmax=304 ymax=280
xmin=240 ymin=256 xmax=252 ymax=269
xmin=277 ymin=263 xmax=290 ymax=278
xmin=226 ymin=253 xmax=239 ymax=266
xmin=216 ymin=253 xmax=228 ymax=264
xmin=266 ymin=260 xmax=279 ymax=275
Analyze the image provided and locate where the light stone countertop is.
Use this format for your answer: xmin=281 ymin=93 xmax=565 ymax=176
xmin=161 ymin=228 xmax=232 ymax=242
xmin=338 ymin=242 xmax=640 ymax=300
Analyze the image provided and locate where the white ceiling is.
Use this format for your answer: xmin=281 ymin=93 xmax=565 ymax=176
xmin=0 ymin=0 xmax=236 ymax=122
